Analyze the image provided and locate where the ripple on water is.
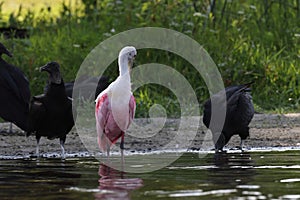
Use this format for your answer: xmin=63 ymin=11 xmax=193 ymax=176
xmin=242 ymin=191 xmax=262 ymax=196
xmin=167 ymin=165 xmax=217 ymax=170
xmin=169 ymin=189 xmax=237 ymax=197
xmin=234 ymin=196 xmax=267 ymax=200
xmin=236 ymin=185 xmax=261 ymax=189
xmin=280 ymin=178 xmax=300 ymax=183
xmin=145 ymin=189 xmax=237 ymax=198
xmin=67 ymin=187 xmax=101 ymax=193
xmin=279 ymin=194 xmax=300 ymax=199
xmin=255 ymin=165 xmax=300 ymax=169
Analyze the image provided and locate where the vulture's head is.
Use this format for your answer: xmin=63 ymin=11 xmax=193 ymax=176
xmin=0 ymin=43 xmax=13 ymax=57
xmin=40 ymin=61 xmax=62 ymax=84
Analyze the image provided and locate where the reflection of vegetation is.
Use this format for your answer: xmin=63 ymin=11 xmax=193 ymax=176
xmin=0 ymin=0 xmax=299 ymax=117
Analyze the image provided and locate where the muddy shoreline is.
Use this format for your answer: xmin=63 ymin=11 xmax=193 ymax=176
xmin=1 ymin=113 xmax=300 ymax=158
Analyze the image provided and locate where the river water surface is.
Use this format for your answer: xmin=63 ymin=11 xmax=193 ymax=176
xmin=1 ymin=150 xmax=300 ymax=199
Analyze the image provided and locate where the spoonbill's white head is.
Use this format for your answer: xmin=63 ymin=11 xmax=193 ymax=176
xmin=118 ymin=46 xmax=137 ymax=75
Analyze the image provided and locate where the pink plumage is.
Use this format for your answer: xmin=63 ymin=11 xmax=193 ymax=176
xmin=95 ymin=46 xmax=137 ymax=156
xmin=95 ymin=93 xmax=136 ymax=152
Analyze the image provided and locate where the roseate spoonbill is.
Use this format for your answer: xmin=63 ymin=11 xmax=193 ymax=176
xmin=203 ymin=82 xmax=254 ymax=152
xmin=0 ymin=42 xmax=30 ymax=132
xmin=27 ymin=62 xmax=74 ymax=159
xmin=95 ymin=46 xmax=137 ymax=158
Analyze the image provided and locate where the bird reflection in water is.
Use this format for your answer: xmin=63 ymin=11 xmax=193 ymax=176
xmin=94 ymin=164 xmax=143 ymax=200
xmin=208 ymin=152 xmax=256 ymax=186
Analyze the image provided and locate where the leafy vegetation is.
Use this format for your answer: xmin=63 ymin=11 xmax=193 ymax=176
xmin=0 ymin=0 xmax=299 ymax=117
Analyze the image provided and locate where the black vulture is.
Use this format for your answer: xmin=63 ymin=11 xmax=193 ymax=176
xmin=203 ymin=82 xmax=254 ymax=152
xmin=64 ymin=81 xmax=75 ymax=98
xmin=27 ymin=62 xmax=74 ymax=159
xmin=44 ymin=75 xmax=109 ymax=100
xmin=0 ymin=42 xmax=30 ymax=132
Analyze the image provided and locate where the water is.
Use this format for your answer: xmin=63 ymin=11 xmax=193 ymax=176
xmin=1 ymin=150 xmax=300 ymax=200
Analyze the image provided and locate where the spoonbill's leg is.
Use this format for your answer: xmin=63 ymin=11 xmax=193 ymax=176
xmin=106 ymin=136 xmax=110 ymax=159
xmin=120 ymin=133 xmax=125 ymax=167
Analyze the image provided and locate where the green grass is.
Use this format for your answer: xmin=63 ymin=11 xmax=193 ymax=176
xmin=0 ymin=0 xmax=79 ymax=18
xmin=0 ymin=0 xmax=299 ymax=117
